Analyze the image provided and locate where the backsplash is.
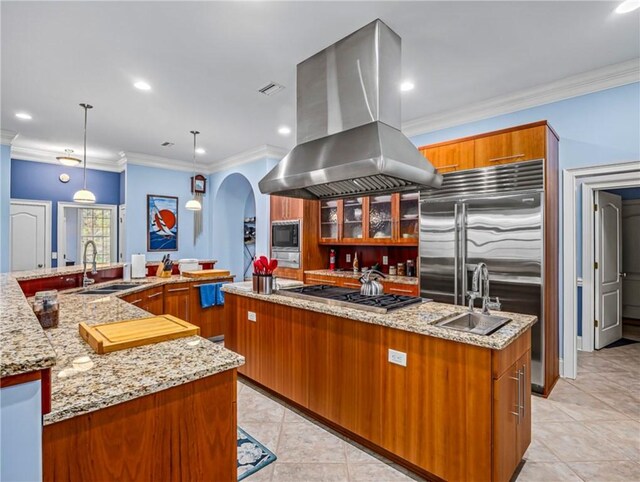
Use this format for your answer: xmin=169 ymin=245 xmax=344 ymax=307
xmin=330 ymin=246 xmax=418 ymax=275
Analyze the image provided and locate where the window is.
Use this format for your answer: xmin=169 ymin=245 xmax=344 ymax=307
xmin=79 ymin=208 xmax=112 ymax=264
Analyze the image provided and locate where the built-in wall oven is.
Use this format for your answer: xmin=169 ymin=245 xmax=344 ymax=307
xmin=271 ymin=220 xmax=301 ymax=268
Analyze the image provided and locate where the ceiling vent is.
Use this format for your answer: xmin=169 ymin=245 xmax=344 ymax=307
xmin=258 ymin=82 xmax=285 ymax=96
xmin=161 ymin=141 xmax=174 ymax=147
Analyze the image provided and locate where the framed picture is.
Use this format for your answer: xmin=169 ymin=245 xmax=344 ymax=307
xmin=147 ymin=194 xmax=178 ymax=251
xmin=191 ymin=174 xmax=207 ymax=194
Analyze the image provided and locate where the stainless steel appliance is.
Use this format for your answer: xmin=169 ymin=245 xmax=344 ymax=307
xmin=278 ymin=285 xmax=423 ymax=314
xmin=259 ymin=19 xmax=442 ymax=200
xmin=420 ymin=160 xmax=546 ymax=393
xmin=271 ymin=220 xmax=301 ymax=268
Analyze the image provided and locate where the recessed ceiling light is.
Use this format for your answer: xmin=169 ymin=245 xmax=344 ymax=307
xmin=134 ymin=81 xmax=151 ymax=91
xmin=616 ymin=0 xmax=640 ymax=13
xmin=400 ymin=81 xmax=415 ymax=92
xmin=278 ymin=126 xmax=291 ymax=135
xmin=15 ymin=112 xmax=32 ymax=120
xmin=195 ymin=148 xmax=206 ymax=154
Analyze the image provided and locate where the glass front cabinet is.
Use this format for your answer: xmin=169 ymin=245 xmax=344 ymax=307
xmin=319 ymin=192 xmax=419 ymax=245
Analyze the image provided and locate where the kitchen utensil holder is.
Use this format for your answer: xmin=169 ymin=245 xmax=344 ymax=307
xmin=253 ymin=274 xmax=273 ymax=294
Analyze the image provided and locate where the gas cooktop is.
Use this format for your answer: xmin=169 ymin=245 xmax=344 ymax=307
xmin=277 ymin=284 xmax=424 ymax=314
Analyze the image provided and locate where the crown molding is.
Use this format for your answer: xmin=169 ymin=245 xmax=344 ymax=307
xmin=402 ymin=59 xmax=640 ymax=138
xmin=208 ymin=144 xmax=288 ymax=174
xmin=11 ymin=145 xmax=123 ymax=172
xmin=1 ymin=130 xmax=19 ymax=145
xmin=122 ymin=151 xmax=197 ymax=173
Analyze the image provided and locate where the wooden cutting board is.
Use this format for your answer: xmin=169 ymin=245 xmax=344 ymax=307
xmin=79 ymin=315 xmax=200 ymax=354
xmin=181 ymin=269 xmax=231 ymax=278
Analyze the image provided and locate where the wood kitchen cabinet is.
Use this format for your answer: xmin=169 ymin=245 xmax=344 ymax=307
xmin=474 ymin=125 xmax=545 ymax=168
xmin=270 ymin=195 xmax=303 ymax=221
xmin=420 ymin=139 xmax=475 ymax=174
xmin=188 ymin=279 xmax=233 ymax=338
xmin=163 ymin=284 xmax=191 ymax=321
xmin=303 ymin=273 xmax=419 ymax=296
xmin=120 ymin=286 xmax=164 ymax=314
xmin=320 ymin=199 xmax=341 ymax=242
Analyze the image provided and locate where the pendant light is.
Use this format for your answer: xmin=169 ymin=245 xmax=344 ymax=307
xmin=185 ymin=130 xmax=202 ymax=211
xmin=72 ymin=103 xmax=96 ymax=204
xmin=56 ymin=148 xmax=81 ymax=167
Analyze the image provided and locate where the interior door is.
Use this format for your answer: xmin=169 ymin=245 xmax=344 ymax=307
xmin=10 ymin=201 xmax=48 ymax=271
xmin=595 ymin=191 xmax=623 ymax=349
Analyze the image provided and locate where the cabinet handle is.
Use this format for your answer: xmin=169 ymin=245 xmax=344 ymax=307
xmin=488 ymin=154 xmax=525 ymax=163
xmin=147 ymin=292 xmax=163 ymax=299
xmin=510 ymin=371 xmax=521 ymax=422
xmin=167 ymin=287 xmax=189 ymax=292
xmin=436 ymin=164 xmax=459 ymax=170
xmin=519 ymin=367 xmax=526 ymax=419
xmin=308 ymin=278 xmax=336 ymax=284
xmin=389 ymin=287 xmax=414 ymax=294
xmin=130 ymin=299 xmax=143 ymax=305
xmin=343 ymin=282 xmax=361 ymax=288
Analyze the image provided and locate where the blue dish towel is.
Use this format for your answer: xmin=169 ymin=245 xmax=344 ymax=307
xmin=198 ymin=282 xmax=226 ymax=308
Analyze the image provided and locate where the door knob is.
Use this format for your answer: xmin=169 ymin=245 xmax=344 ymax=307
xmin=620 ymin=272 xmax=627 ymax=278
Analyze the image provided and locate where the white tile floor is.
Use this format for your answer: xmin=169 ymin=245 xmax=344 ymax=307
xmin=239 ymin=342 xmax=640 ymax=482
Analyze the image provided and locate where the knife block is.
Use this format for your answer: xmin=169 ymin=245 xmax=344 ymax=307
xmin=156 ymin=263 xmax=171 ymax=278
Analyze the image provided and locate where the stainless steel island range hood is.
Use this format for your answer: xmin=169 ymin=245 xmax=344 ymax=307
xmin=259 ymin=19 xmax=442 ymax=200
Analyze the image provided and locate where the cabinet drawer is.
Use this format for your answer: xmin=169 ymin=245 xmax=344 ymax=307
xmin=305 ymin=275 xmax=339 ymax=285
xmin=422 ymin=140 xmax=475 ymax=174
xmin=382 ymin=282 xmax=419 ymax=296
xmin=474 ymin=126 xmax=545 ymax=168
xmin=339 ymin=279 xmax=362 ymax=289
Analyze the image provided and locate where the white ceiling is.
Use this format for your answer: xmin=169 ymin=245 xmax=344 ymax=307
xmin=1 ymin=1 xmax=639 ymax=168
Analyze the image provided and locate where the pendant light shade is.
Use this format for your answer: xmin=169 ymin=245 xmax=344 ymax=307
xmin=57 ymin=149 xmax=82 ymax=167
xmin=186 ymin=130 xmax=202 ymax=211
xmin=185 ymin=198 xmax=202 ymax=211
xmin=72 ymin=103 xmax=96 ymax=204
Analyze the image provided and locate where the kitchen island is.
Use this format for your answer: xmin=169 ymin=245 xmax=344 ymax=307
xmin=222 ymin=282 xmax=536 ymax=482
xmin=0 ymin=267 xmax=244 ymax=482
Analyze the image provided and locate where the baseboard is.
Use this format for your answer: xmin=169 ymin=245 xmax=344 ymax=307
xmin=559 ymin=358 xmax=564 ymax=378
xmin=577 ymin=336 xmax=583 ymax=351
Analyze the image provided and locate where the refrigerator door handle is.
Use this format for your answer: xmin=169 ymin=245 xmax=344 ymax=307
xmin=460 ymin=203 xmax=468 ymax=306
xmin=454 ymin=203 xmax=459 ymax=305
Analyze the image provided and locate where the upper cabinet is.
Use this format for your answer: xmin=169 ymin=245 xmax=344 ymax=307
xmin=420 ymin=121 xmax=550 ymax=172
xmin=420 ymin=140 xmax=475 ymax=174
xmin=318 ymin=192 xmax=418 ymax=246
xmin=271 ymin=195 xmax=303 ymax=221
xmin=474 ymin=125 xmax=546 ymax=168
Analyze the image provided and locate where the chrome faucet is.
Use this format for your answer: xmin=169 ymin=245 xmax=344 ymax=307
xmin=467 ymin=262 xmax=501 ymax=314
xmin=82 ymin=240 xmax=98 ymax=287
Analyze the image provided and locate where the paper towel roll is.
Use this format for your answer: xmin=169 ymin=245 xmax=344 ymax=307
xmin=131 ymin=254 xmax=146 ymax=279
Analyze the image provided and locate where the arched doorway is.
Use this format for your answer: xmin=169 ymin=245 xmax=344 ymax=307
xmin=213 ymin=173 xmax=256 ymax=281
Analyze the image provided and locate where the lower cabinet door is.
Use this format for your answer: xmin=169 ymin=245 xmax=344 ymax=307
xmin=145 ymin=288 xmax=164 ymax=315
xmin=517 ymin=350 xmax=532 ymax=460
xmin=163 ymin=285 xmax=191 ymax=321
xmin=493 ymin=362 xmax=519 ymax=482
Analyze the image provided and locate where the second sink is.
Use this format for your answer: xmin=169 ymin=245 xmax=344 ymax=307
xmin=437 ymin=312 xmax=511 ymax=335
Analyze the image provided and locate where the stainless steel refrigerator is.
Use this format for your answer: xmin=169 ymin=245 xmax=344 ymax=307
xmin=420 ymin=160 xmax=546 ymax=393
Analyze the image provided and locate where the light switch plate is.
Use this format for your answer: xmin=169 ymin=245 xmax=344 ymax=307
xmin=248 ymin=311 xmax=256 ymax=322
xmin=346 ymin=254 xmax=351 ymax=263
xmin=52 ymin=252 xmax=58 ymax=260
xmin=382 ymin=256 xmax=388 ymax=265
xmin=388 ymin=349 xmax=407 ymax=367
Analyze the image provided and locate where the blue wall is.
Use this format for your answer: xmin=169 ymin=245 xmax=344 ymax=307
xmin=410 ymin=82 xmax=640 ymax=354
xmin=124 ymin=163 xmax=210 ymax=262
xmin=0 ymin=144 xmax=11 ymax=272
xmin=10 ymin=159 xmax=121 ymax=267
xmin=208 ymin=157 xmax=278 ymax=280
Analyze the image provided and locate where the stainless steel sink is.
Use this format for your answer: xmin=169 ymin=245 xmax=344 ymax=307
xmin=436 ymin=312 xmax=511 ymax=335
xmin=77 ymin=289 xmax=119 ymax=295
xmin=77 ymin=283 xmax=142 ymax=295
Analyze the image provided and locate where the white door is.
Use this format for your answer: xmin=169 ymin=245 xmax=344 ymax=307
xmin=594 ymin=191 xmax=623 ymax=349
xmin=10 ymin=201 xmax=50 ymax=271
xmin=118 ymin=205 xmax=126 ymax=262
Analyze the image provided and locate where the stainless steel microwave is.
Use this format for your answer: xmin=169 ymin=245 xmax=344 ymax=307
xmin=271 ymin=220 xmax=300 ymax=251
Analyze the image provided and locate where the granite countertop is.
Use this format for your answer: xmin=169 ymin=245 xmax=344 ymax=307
xmin=304 ymin=269 xmax=418 ymax=285
xmin=1 ymin=267 xmax=243 ymax=425
xmin=222 ymin=282 xmax=536 ymax=350
xmin=0 ymin=274 xmax=57 ymax=377
xmin=42 ymin=292 xmax=243 ymax=425
xmin=145 ymin=259 xmax=217 ymax=266
xmin=10 ymin=262 xmax=124 ymax=281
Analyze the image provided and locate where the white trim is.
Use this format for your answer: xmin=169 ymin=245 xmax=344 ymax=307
xmin=576 ymin=337 xmax=583 ymax=351
xmin=1 ymin=130 xmax=18 ymax=145
xmin=11 ymin=146 xmax=122 ymax=172
xmin=577 ymin=277 xmax=583 ymax=287
xmin=122 ymin=152 xmax=195 ymax=173
xmin=559 ymin=358 xmax=564 ymax=379
xmin=403 ymin=59 xmax=640 ymax=137
xmin=57 ymin=202 xmax=118 ymax=266
xmin=208 ymin=144 xmax=288 ymax=173
xmin=9 ymin=199 xmax=52 ymax=270
xmin=623 ymin=199 xmax=640 ymax=206
xmin=562 ymin=161 xmax=640 ymax=379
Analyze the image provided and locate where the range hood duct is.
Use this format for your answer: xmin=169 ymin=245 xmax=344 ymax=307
xmin=259 ymin=19 xmax=442 ymax=200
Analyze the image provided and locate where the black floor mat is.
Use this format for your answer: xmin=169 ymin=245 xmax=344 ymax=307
xmin=604 ymin=338 xmax=639 ymax=349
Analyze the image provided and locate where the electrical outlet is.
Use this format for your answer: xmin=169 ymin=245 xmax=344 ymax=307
xmin=248 ymin=311 xmax=256 ymax=322
xmin=346 ymin=253 xmax=351 ymax=263
xmin=388 ymin=349 xmax=407 ymax=367
xmin=382 ymin=255 xmax=388 ymax=265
